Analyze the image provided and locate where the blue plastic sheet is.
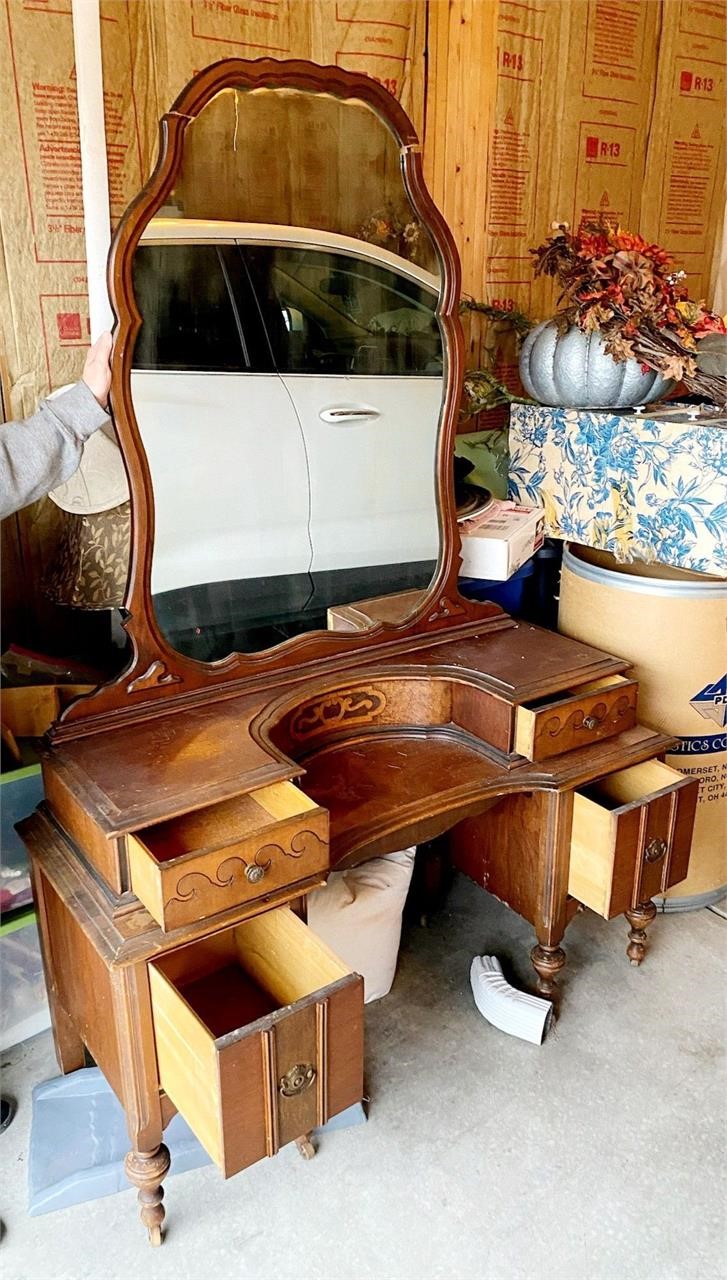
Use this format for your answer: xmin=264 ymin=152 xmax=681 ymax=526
xmin=29 ymin=1066 xmax=366 ymax=1216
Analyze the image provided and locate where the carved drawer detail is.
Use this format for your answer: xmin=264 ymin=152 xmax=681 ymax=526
xmin=127 ymin=783 xmax=329 ymax=931
xmin=568 ymin=760 xmax=699 ymax=918
xmin=514 ymin=674 xmax=638 ymax=761
xmin=149 ymin=907 xmax=364 ymax=1177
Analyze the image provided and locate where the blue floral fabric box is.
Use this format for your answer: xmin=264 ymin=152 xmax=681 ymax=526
xmin=507 ymin=404 xmax=727 ymax=577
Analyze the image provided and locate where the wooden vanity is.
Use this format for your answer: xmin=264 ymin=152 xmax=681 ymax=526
xmin=19 ymin=58 xmax=697 ymax=1246
xmin=22 ymin=616 xmax=697 ymax=1244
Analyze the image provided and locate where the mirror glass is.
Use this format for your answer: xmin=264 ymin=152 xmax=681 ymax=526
xmin=130 ymin=85 xmax=445 ymax=661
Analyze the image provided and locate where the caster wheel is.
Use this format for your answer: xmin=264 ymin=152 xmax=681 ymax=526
xmin=295 ymin=1135 xmax=316 ymax=1160
xmin=148 ymin=1225 xmax=163 ymax=1247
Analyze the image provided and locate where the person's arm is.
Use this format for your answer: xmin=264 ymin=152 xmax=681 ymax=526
xmin=0 ymin=333 xmax=112 ymax=520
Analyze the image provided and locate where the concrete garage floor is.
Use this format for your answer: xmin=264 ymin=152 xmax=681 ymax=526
xmin=2 ymin=875 xmax=725 ymax=1280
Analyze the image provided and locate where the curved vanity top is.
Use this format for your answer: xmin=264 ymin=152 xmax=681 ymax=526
xmin=43 ymin=619 xmax=673 ymax=852
xmin=297 ymin=724 xmax=675 ymax=870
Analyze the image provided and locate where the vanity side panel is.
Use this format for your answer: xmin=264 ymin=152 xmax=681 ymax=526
xmin=451 ymin=791 xmax=553 ymax=926
xmin=450 ymin=683 xmax=512 ymax=753
xmin=42 ymin=758 xmax=125 ymax=894
xmin=40 ymin=874 xmax=124 ymax=1101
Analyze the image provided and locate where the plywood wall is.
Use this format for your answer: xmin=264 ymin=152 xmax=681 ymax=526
xmin=424 ymin=0 xmax=725 ymax=397
xmin=641 ymin=1 xmax=727 ymax=301
xmin=2 ymin=0 xmax=724 ymax=411
xmin=424 ymin=0 xmax=498 ymax=371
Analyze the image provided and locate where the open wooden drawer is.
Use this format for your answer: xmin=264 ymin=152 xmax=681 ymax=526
xmin=568 ymin=760 xmax=698 ymax=918
xmin=514 ymin=674 xmax=638 ymax=761
xmin=149 ymin=906 xmax=364 ymax=1177
xmin=128 ymin=783 xmax=328 ymax=930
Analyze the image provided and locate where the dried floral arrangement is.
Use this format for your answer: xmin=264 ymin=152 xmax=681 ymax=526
xmin=358 ymin=205 xmax=423 ymax=263
xmin=460 ymin=299 xmax=533 ymax=419
xmin=531 ymin=221 xmax=727 ymax=404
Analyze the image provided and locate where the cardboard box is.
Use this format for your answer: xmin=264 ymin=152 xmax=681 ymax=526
xmin=459 ymin=499 xmax=544 ymax=581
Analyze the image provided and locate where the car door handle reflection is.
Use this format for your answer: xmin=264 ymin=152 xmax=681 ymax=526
xmin=319 ymin=405 xmax=381 ymax=424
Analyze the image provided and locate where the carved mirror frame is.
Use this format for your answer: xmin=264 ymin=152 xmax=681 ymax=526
xmin=56 ymin=58 xmax=500 ymax=740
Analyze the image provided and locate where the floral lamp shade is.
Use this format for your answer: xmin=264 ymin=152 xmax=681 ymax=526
xmin=508 ymin=405 xmax=727 ymax=578
xmin=43 ymin=503 xmax=131 ymax=609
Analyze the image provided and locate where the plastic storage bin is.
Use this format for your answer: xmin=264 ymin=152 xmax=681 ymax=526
xmin=0 ymin=914 xmax=51 ymax=1051
xmin=459 ymin=558 xmax=536 ymax=615
xmin=28 ymin=1067 xmax=366 ymax=1216
xmin=1 ymin=763 xmax=43 ymax=914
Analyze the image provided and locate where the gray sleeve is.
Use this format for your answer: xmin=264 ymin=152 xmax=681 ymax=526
xmin=0 ymin=382 xmax=110 ymax=520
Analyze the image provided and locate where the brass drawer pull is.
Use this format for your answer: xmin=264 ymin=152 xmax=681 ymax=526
xmin=279 ymin=1063 xmax=316 ymax=1097
xmin=645 ymin=837 xmax=668 ymax=864
xmin=582 ymin=711 xmax=604 ymax=731
xmin=245 ymin=863 xmax=268 ymax=885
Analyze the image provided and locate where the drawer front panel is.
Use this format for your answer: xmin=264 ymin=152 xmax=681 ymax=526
xmin=215 ymin=1029 xmax=270 ymax=1173
xmin=634 ymin=790 xmax=675 ymax=904
xmin=569 ymin=762 xmax=699 ymax=919
xmin=639 ymin=777 xmax=698 ymax=899
xmin=214 ymin=985 xmax=362 ymax=1178
xmin=270 ymin=1000 xmax=323 ymax=1154
xmin=662 ymin=777 xmax=699 ymax=890
xmin=325 ymin=972 xmax=366 ymax=1122
xmin=149 ymin=908 xmax=364 ymax=1178
xmin=514 ymin=676 xmax=638 ymax=761
xmin=129 ymin=783 xmax=329 ymax=930
xmin=218 ymin=997 xmax=326 ymax=1177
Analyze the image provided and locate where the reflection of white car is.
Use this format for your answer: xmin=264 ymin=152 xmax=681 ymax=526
xmin=131 ymin=219 xmax=444 ymax=655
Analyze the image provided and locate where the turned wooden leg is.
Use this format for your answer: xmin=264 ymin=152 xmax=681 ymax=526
xmin=124 ymin=1144 xmax=171 ymax=1246
xmin=406 ymin=837 xmax=453 ymax=927
xmin=530 ymin=943 xmax=566 ymax=1002
xmin=625 ymin=901 xmax=657 ymax=966
xmin=295 ymin=1133 xmax=316 ymax=1160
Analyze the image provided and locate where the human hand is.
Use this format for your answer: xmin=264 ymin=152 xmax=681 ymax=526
xmin=82 ymin=331 xmax=113 ymax=408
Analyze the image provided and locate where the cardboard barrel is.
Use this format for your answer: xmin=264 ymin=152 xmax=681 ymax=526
xmin=559 ymin=545 xmax=727 ymax=910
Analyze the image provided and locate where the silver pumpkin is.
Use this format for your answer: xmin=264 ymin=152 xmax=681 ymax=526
xmin=519 ymin=321 xmax=672 ymax=408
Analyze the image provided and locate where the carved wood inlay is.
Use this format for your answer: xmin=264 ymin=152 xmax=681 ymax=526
xmin=289 ymin=689 xmax=387 ymax=741
xmin=126 ymin=661 xmax=182 ymax=694
xmin=427 ymin=596 xmax=467 ymax=623
xmin=165 ymin=830 xmax=326 ymax=909
xmin=542 ymin=695 xmax=634 ymax=741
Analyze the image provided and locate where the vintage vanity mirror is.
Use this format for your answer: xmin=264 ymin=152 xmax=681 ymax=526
xmin=56 ymin=57 xmax=495 ymax=737
xmin=24 ymin=58 xmax=696 ymax=1249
